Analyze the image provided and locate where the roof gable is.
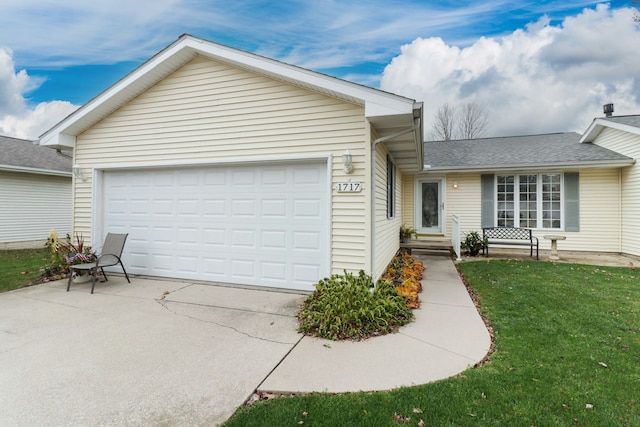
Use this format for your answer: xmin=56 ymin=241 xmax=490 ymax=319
xmin=580 ymin=115 xmax=640 ymax=143
xmin=39 ymin=35 xmax=422 ymax=160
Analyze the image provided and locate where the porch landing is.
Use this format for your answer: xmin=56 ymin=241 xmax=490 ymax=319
xmin=400 ymin=238 xmax=453 ymax=257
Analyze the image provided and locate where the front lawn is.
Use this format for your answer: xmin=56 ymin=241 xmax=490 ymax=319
xmin=225 ymin=260 xmax=640 ymax=426
xmin=0 ymin=248 xmax=50 ymax=292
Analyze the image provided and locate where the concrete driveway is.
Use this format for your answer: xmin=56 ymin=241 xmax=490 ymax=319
xmin=0 ymin=276 xmax=305 ymax=426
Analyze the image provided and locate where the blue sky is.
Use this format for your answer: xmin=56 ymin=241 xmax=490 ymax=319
xmin=0 ymin=0 xmax=638 ymax=138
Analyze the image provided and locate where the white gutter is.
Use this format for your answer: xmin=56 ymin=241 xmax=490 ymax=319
xmin=0 ymin=164 xmax=72 ymax=177
xmin=369 ymin=117 xmax=421 ymax=280
xmin=420 ymin=159 xmax=636 ymax=173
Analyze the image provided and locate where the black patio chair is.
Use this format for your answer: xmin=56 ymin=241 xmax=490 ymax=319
xmin=67 ymin=233 xmax=131 ymax=294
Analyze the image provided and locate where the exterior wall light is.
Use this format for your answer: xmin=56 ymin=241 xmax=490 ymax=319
xmin=342 ymin=149 xmax=353 ymax=174
xmin=72 ymin=164 xmax=86 ymax=181
xmin=452 ymin=181 xmax=459 ymax=189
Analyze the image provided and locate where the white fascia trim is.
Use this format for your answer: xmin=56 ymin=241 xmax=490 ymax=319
xmin=0 ymin=165 xmax=72 ymax=177
xmin=422 ymin=159 xmax=636 ymax=173
xmin=580 ymin=118 xmax=640 ymax=143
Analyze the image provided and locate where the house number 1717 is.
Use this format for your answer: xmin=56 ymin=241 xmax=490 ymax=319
xmin=336 ymin=182 xmax=362 ymax=192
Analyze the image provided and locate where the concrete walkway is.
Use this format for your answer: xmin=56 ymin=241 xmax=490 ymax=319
xmin=260 ymin=255 xmax=492 ymax=393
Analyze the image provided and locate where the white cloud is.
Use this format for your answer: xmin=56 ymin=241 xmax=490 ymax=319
xmin=0 ymin=47 xmax=29 ymax=115
xmin=0 ymin=101 xmax=78 ymax=140
xmin=0 ymin=49 xmax=78 ymax=139
xmin=381 ymin=4 xmax=640 ymax=137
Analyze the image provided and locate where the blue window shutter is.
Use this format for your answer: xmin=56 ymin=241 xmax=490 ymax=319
xmin=481 ymin=174 xmax=495 ymax=228
xmin=564 ymin=172 xmax=580 ymax=231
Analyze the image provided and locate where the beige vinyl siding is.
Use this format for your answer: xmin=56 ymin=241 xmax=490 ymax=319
xmin=372 ymin=143 xmax=402 ymax=280
xmin=591 ymin=127 xmax=640 ymax=256
xmin=549 ymin=168 xmax=620 ymax=252
xmin=0 ymin=171 xmax=71 ymax=248
xmin=405 ymin=169 xmax=622 ymax=253
xmin=74 ymin=54 xmax=369 ymax=274
xmin=444 ymin=173 xmax=482 ymax=239
xmin=402 ymin=174 xmax=414 ymax=227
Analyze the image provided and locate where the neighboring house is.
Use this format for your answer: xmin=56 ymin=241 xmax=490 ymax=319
xmin=403 ymin=117 xmax=640 ymax=258
xmin=0 ymin=135 xmax=72 ymax=249
xmin=39 ymin=34 xmax=423 ymax=291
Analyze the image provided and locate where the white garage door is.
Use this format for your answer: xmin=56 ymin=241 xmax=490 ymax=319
xmin=101 ymin=162 xmax=329 ymax=291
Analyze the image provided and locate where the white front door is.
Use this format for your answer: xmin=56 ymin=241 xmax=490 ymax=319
xmin=99 ymin=162 xmax=329 ymax=291
xmin=415 ymin=178 xmax=444 ymax=234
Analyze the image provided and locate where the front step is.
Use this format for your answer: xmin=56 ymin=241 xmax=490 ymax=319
xmin=400 ymin=239 xmax=453 ymax=257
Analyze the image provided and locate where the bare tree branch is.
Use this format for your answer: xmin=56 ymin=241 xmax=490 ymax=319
xmin=457 ymin=102 xmax=489 ymax=139
xmin=431 ymin=103 xmax=456 ymax=141
xmin=634 ymin=0 xmax=640 ymax=23
xmin=428 ymin=102 xmax=490 ymax=141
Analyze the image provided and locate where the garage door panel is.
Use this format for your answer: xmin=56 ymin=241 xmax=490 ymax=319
xmin=261 ymin=230 xmax=287 ymax=249
xmin=102 ymin=162 xmax=328 ymax=290
xmin=262 ymin=199 xmax=287 ymax=217
xmin=149 ymin=252 xmax=174 ymax=273
xmin=231 ymin=199 xmax=257 ymax=217
xmin=204 ymin=199 xmax=226 ymax=216
xmin=128 ymin=251 xmax=149 ymax=270
xmin=204 ymin=170 xmax=226 ymax=185
xmin=203 ymin=228 xmax=226 ymax=246
xmin=153 ymin=200 xmax=174 ymax=216
xmin=261 ymin=261 xmax=287 ymax=281
xmin=230 ymin=259 xmax=256 ymax=278
xmin=293 ymin=231 xmax=321 ymax=250
xmin=177 ymin=199 xmax=200 ymax=216
xmin=231 ymin=229 xmax=256 ymax=248
xmin=231 ymin=169 xmax=256 ymax=186
xmin=293 ymin=264 xmax=321 ymax=284
xmin=203 ymin=257 xmax=226 ymax=277
xmin=293 ymin=165 xmax=322 ymax=184
xmin=294 ymin=199 xmax=322 ymax=218
xmin=177 ymin=256 xmax=198 ymax=274
xmin=262 ymin=169 xmax=287 ymax=185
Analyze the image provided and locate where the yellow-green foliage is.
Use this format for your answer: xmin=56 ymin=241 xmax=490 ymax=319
xmin=298 ymin=270 xmax=413 ymax=340
xmin=380 ymin=251 xmax=424 ymax=308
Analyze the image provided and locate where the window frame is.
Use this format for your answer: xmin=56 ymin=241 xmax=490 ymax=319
xmin=494 ymin=172 xmax=564 ymax=230
xmin=386 ymin=155 xmax=396 ymax=219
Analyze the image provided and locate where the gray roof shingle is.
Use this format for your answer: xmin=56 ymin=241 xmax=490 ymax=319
xmin=423 ymin=132 xmax=634 ymax=171
xmin=601 ymin=115 xmax=640 ymax=128
xmin=0 ymin=135 xmax=72 ymax=174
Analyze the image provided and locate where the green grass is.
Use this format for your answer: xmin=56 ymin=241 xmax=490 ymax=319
xmin=225 ymin=260 xmax=640 ymax=426
xmin=0 ymin=248 xmax=50 ymax=292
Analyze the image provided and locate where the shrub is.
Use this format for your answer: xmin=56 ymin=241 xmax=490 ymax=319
xmin=42 ymin=232 xmax=96 ymax=279
xmin=380 ymin=251 xmax=424 ymax=308
xmin=399 ymin=224 xmax=417 ymax=241
xmin=298 ymin=270 xmax=414 ymax=340
xmin=461 ymin=230 xmax=487 ymax=256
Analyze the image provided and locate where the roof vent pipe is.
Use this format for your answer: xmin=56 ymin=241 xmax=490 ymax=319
xmin=603 ymin=103 xmax=614 ymax=117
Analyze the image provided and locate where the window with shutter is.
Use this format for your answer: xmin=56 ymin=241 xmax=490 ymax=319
xmin=481 ymin=172 xmax=579 ymax=230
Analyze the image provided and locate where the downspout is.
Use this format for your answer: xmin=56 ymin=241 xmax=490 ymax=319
xmin=619 ymin=168 xmax=623 ymax=253
xmin=370 ymin=117 xmax=421 ymax=280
